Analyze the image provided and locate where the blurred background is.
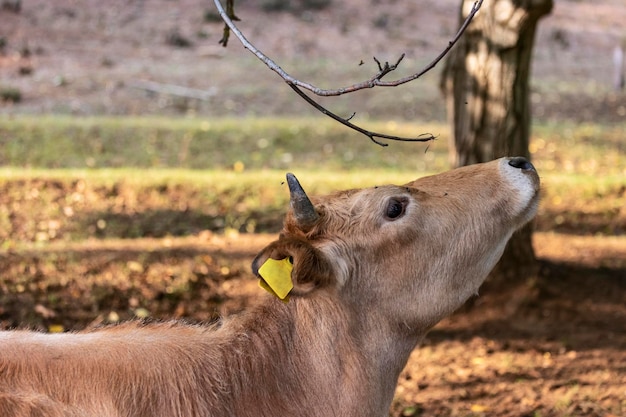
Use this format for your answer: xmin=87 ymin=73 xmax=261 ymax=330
xmin=1 ymin=1 xmax=625 ymax=416
xmin=1 ymin=0 xmax=625 ymax=122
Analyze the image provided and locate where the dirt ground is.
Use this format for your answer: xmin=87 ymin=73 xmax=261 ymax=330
xmin=1 ymin=230 xmax=625 ymax=417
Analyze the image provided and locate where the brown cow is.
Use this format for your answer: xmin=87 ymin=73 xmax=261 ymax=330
xmin=0 ymin=157 xmax=540 ymax=417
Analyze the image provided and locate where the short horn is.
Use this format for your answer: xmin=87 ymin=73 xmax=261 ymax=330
xmin=286 ymin=173 xmax=319 ymax=229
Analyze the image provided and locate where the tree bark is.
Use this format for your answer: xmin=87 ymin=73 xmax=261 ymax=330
xmin=441 ymin=0 xmax=552 ymax=284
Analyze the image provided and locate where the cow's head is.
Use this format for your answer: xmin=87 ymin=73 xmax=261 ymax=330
xmin=253 ymin=157 xmax=540 ymax=332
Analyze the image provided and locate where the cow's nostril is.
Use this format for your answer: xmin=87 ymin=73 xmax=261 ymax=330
xmin=508 ymin=157 xmax=535 ymax=171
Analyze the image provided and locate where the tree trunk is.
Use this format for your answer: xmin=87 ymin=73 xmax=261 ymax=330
xmin=440 ymin=0 xmax=552 ymax=284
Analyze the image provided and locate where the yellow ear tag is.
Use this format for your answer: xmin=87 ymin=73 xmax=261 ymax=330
xmin=258 ymin=257 xmax=293 ymax=302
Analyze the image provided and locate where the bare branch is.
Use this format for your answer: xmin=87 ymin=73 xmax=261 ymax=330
xmin=214 ymin=0 xmax=483 ymax=96
xmin=213 ymin=0 xmax=482 ymax=145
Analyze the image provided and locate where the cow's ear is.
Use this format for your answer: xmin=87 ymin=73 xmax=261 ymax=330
xmin=252 ymin=236 xmax=334 ymax=297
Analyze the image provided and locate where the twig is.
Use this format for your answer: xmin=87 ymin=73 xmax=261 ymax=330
xmin=213 ymin=0 xmax=482 ymax=145
xmin=129 ymin=79 xmax=217 ymax=101
xmin=218 ymin=0 xmax=240 ymax=47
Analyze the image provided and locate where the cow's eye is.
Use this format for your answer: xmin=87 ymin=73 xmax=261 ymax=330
xmin=385 ymin=198 xmax=407 ymax=220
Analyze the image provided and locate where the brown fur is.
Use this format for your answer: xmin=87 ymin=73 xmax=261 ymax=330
xmin=0 ymin=158 xmax=540 ymax=417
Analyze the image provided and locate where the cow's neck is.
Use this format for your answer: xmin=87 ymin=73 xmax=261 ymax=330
xmin=345 ymin=300 xmax=425 ymax=416
xmin=212 ymin=293 xmax=420 ymax=417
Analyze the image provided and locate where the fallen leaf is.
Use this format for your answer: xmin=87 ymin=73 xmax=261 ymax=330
xmin=48 ymin=324 xmax=64 ymax=333
xmin=470 ymin=404 xmax=489 ymax=413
